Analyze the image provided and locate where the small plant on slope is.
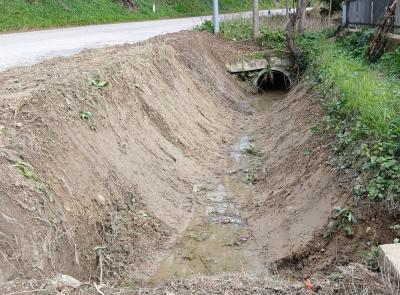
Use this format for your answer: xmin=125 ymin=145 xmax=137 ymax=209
xmin=11 ymin=161 xmax=53 ymax=202
xmin=79 ymin=111 xmax=96 ymax=131
xmin=390 ymin=224 xmax=400 ymax=243
xmin=361 ymin=246 xmax=380 ymax=271
xmin=324 ymin=207 xmax=357 ymax=238
xmin=244 ymin=144 xmax=259 ymax=156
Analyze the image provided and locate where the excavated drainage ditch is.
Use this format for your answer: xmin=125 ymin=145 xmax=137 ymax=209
xmin=0 ymin=34 xmax=383 ymax=293
xmin=151 ymin=89 xmax=288 ymax=283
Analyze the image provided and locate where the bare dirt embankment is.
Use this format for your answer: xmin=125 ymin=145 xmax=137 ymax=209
xmin=0 ymin=31 xmax=391 ymax=294
xmin=0 ymin=31 xmax=245 ymax=283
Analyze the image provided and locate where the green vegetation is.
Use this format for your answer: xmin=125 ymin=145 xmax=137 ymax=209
xmin=244 ymin=143 xmax=259 ymax=156
xmin=324 ymin=207 xmax=357 ymax=238
xmin=390 ymin=224 xmax=400 ymax=243
xmin=336 ymin=29 xmax=374 ymax=59
xmin=244 ymin=170 xmax=257 ymax=184
xmin=199 ymin=18 xmax=286 ymax=50
xmin=12 ymin=161 xmax=40 ymax=181
xmin=299 ymin=30 xmax=400 ymax=206
xmin=79 ymin=111 xmax=97 ymax=130
xmin=379 ymin=48 xmax=400 ymax=77
xmin=0 ymin=0 xmax=281 ymax=32
xmin=198 ymin=16 xmax=287 ymax=53
xmin=11 ymin=160 xmax=53 ymax=201
xmin=89 ymin=77 xmax=109 ymax=88
xmin=361 ymin=246 xmax=380 ymax=271
xmin=338 ymin=29 xmax=400 ymax=78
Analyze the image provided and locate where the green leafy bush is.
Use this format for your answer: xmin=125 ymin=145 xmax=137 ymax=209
xmin=260 ymin=29 xmax=286 ymax=51
xmin=361 ymin=246 xmax=380 ymax=271
xmin=197 ymin=20 xmax=213 ymax=33
xmin=324 ymin=207 xmax=357 ymax=238
xmin=337 ymin=30 xmax=374 ymax=59
xmin=379 ymin=48 xmax=400 ymax=77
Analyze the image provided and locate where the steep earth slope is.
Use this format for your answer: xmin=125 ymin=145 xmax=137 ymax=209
xmin=0 ymin=32 xmax=245 ymax=283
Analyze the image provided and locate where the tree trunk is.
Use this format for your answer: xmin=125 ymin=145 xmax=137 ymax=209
xmin=285 ymin=0 xmax=289 ymax=21
xmin=297 ymin=0 xmax=305 ymax=33
xmin=368 ymin=0 xmax=398 ymax=62
xmin=121 ymin=0 xmax=138 ymax=10
xmin=286 ymin=0 xmax=310 ymax=75
xmin=253 ymin=0 xmax=260 ymax=39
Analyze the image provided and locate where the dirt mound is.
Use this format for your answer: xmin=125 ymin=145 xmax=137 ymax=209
xmin=0 ymin=31 xmax=246 ymax=283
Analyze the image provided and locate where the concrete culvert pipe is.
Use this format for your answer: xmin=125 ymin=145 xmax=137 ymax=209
xmin=253 ymin=67 xmax=292 ymax=91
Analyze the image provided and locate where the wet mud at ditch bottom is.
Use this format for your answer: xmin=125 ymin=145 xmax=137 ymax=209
xmin=151 ymin=90 xmax=288 ymax=283
xmin=151 ymin=168 xmax=264 ymax=282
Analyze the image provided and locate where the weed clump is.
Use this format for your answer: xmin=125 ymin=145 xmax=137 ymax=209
xmin=361 ymin=246 xmax=380 ymax=271
xmin=79 ymin=111 xmax=96 ymax=130
xmin=324 ymin=207 xmax=357 ymax=238
xmin=244 ymin=144 xmax=259 ymax=156
xmin=244 ymin=170 xmax=257 ymax=185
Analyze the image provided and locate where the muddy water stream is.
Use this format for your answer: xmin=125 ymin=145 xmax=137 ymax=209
xmin=151 ymin=90 xmax=287 ymax=282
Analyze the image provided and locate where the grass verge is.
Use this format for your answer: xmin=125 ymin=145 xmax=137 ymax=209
xmin=0 ymin=0 xmax=281 ymax=32
xmin=299 ymin=30 xmax=400 ymax=209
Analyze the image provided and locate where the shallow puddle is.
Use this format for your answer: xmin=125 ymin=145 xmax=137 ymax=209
xmin=248 ymin=89 xmax=288 ymax=112
xmin=231 ymin=135 xmax=251 ymax=163
xmin=151 ymin=143 xmax=261 ymax=282
xmin=151 ymin=172 xmax=262 ymax=282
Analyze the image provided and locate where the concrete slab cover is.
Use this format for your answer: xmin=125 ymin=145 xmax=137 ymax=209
xmin=226 ymin=59 xmax=269 ymax=73
xmin=226 ymin=58 xmax=292 ymax=73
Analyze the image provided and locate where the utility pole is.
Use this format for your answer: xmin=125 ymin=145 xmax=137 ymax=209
xmin=213 ymin=0 xmax=219 ymax=34
xmin=253 ymin=0 xmax=260 ymax=39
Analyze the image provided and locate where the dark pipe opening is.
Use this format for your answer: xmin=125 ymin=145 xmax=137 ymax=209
xmin=258 ymin=71 xmax=291 ymax=91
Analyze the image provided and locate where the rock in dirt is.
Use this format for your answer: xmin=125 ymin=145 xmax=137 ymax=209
xmin=95 ymin=194 xmax=107 ymax=205
xmin=52 ymin=273 xmax=81 ymax=290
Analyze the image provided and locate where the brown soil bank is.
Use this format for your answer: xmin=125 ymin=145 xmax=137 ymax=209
xmin=0 ymin=31 xmax=392 ymax=294
xmin=0 ymin=31 xmax=245 ymax=283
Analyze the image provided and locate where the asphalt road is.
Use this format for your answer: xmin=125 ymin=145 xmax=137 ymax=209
xmin=0 ymin=9 xmax=290 ymax=71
